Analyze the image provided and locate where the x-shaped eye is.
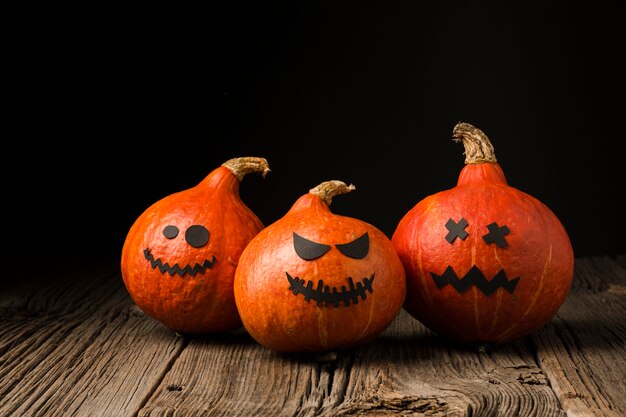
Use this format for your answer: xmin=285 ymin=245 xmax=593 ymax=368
xmin=483 ymin=222 xmax=510 ymax=248
xmin=445 ymin=218 xmax=469 ymax=243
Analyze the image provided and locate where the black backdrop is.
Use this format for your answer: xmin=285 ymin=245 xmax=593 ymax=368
xmin=8 ymin=2 xmax=626 ymax=260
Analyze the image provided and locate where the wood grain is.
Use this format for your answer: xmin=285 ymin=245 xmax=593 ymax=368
xmin=1 ymin=255 xmax=624 ymax=417
xmin=532 ymin=256 xmax=626 ymax=417
xmin=0 ymin=258 xmax=185 ymax=417
xmin=315 ymin=314 xmax=565 ymax=417
xmin=140 ymin=310 xmax=564 ymax=416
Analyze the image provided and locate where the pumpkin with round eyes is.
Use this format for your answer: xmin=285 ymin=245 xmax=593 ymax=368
xmin=233 ymin=180 xmax=406 ymax=353
xmin=392 ymin=123 xmax=574 ymax=344
xmin=120 ymin=157 xmax=270 ymax=334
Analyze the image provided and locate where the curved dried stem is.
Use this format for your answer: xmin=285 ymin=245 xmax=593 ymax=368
xmin=309 ymin=180 xmax=356 ymax=205
xmin=222 ymin=157 xmax=271 ymax=181
xmin=452 ymin=122 xmax=497 ymax=164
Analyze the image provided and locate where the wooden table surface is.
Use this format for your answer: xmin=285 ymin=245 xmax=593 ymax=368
xmin=1 ymin=254 xmax=624 ymax=417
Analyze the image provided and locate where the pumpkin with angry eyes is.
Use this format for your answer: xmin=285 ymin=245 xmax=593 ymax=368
xmin=120 ymin=156 xmax=270 ymax=334
xmin=392 ymin=123 xmax=574 ymax=343
xmin=233 ymin=180 xmax=406 ymax=352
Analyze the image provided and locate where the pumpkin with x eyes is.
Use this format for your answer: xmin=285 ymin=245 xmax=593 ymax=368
xmin=234 ymin=180 xmax=406 ymax=353
xmin=392 ymin=123 xmax=574 ymax=343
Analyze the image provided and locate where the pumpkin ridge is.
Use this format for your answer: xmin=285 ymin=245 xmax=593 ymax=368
xmin=494 ymin=243 xmax=553 ymax=341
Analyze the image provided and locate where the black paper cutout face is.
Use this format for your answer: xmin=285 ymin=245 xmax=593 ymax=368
xmin=336 ymin=232 xmax=369 ymax=259
xmin=445 ymin=218 xmax=469 ymax=243
xmin=287 ymin=273 xmax=375 ymax=307
xmin=432 ymin=266 xmax=519 ymax=296
xmin=288 ymin=232 xmax=373 ymax=307
xmin=435 ymin=218 xmax=518 ymax=295
xmin=482 ymin=222 xmax=510 ymax=248
xmin=293 ymin=233 xmax=330 ymax=260
xmin=143 ymin=224 xmax=216 ymax=277
xmin=293 ymin=232 xmax=369 ymax=260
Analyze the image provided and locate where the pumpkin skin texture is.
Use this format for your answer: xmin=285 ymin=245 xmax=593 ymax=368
xmin=234 ymin=181 xmax=406 ymax=353
xmin=121 ymin=157 xmax=269 ymax=334
xmin=392 ymin=123 xmax=574 ymax=344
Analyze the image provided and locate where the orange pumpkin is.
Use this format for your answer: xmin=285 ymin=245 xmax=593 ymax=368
xmin=234 ymin=180 xmax=406 ymax=352
xmin=120 ymin=156 xmax=270 ymax=334
xmin=392 ymin=123 xmax=574 ymax=343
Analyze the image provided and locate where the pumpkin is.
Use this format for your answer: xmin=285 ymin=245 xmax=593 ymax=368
xmin=120 ymin=156 xmax=270 ymax=334
xmin=391 ymin=122 xmax=574 ymax=343
xmin=233 ymin=180 xmax=406 ymax=352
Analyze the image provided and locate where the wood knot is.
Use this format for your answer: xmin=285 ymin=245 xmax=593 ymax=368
xmin=607 ymin=284 xmax=626 ymax=296
xmin=516 ymin=370 xmax=547 ymax=385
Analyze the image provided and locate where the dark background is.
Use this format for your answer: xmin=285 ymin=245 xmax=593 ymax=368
xmin=8 ymin=2 xmax=626 ymax=261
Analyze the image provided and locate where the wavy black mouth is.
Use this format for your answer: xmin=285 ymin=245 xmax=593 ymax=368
xmin=286 ymin=272 xmax=375 ymax=307
xmin=430 ymin=265 xmax=519 ymax=296
xmin=143 ymin=248 xmax=216 ymax=277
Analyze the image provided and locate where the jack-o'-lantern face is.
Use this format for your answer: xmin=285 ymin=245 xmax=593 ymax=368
xmin=430 ymin=217 xmax=520 ymax=296
xmin=143 ymin=223 xmax=216 ymax=277
xmin=232 ymin=181 xmax=407 ymax=352
xmin=391 ymin=122 xmax=575 ymax=344
xmin=286 ymin=232 xmax=374 ymax=307
xmin=120 ymin=157 xmax=269 ymax=334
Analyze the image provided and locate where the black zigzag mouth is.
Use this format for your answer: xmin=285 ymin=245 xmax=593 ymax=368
xmin=430 ymin=265 xmax=520 ymax=296
xmin=286 ymin=272 xmax=375 ymax=307
xmin=144 ymin=248 xmax=216 ymax=277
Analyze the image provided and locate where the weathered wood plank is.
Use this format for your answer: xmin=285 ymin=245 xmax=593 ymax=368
xmin=139 ymin=255 xmax=624 ymax=416
xmin=138 ymin=329 xmax=358 ymax=417
xmin=315 ymin=312 xmax=564 ymax=417
xmin=0 ymin=258 xmax=186 ymax=417
xmin=532 ymin=255 xmax=626 ymax=417
xmin=2 ymin=255 xmax=624 ymax=417
xmin=140 ymin=310 xmax=564 ymax=416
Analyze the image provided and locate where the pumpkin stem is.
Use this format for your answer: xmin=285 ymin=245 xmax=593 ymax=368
xmin=309 ymin=180 xmax=356 ymax=206
xmin=222 ymin=157 xmax=271 ymax=181
xmin=452 ymin=122 xmax=497 ymax=164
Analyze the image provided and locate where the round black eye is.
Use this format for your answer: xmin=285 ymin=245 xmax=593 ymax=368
xmin=163 ymin=225 xmax=179 ymax=239
xmin=185 ymin=225 xmax=209 ymax=248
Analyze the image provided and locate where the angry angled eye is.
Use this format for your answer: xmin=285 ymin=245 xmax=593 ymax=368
xmin=483 ymin=222 xmax=510 ymax=248
xmin=336 ymin=232 xmax=369 ymax=259
xmin=293 ymin=232 xmax=331 ymax=260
